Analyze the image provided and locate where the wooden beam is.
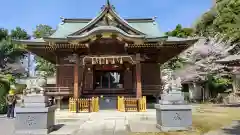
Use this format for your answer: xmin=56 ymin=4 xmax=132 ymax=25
xmin=136 ymin=53 xmax=142 ymax=98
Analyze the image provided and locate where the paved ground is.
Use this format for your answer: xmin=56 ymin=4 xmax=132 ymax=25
xmin=0 ymin=116 xmax=15 ymax=135
xmin=0 ymin=110 xmax=159 ymax=135
xmin=58 ymin=110 xmax=159 ymax=135
xmin=1 ymin=109 xmax=240 ymax=135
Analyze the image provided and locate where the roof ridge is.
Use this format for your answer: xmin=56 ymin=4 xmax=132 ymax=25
xmin=63 ymin=18 xmax=155 ymax=23
xmin=68 ymin=3 xmax=145 ymax=36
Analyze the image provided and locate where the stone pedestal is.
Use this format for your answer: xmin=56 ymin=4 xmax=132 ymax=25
xmin=55 ymin=96 xmax=63 ymax=111
xmin=155 ymin=91 xmax=192 ymax=132
xmin=15 ymin=94 xmax=57 ymax=135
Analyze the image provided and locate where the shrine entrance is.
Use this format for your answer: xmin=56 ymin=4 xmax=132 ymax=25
xmin=85 ymin=56 xmax=131 ymax=110
xmin=99 ymin=96 xmax=118 ymax=110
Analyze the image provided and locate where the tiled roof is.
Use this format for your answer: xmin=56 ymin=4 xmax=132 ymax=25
xmin=50 ymin=18 xmax=164 ymax=38
xmin=14 ymin=0 xmax=198 ymax=45
xmin=217 ymin=55 xmax=240 ymax=63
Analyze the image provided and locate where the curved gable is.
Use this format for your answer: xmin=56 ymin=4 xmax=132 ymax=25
xmin=69 ymin=1 xmax=145 ymax=36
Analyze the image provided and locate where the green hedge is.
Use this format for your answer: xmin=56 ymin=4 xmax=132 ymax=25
xmin=0 ymin=98 xmax=7 ymax=114
xmin=0 ymin=81 xmax=10 ymax=114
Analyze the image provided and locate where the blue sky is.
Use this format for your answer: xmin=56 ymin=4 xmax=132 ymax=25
xmin=0 ymin=0 xmax=212 ymax=35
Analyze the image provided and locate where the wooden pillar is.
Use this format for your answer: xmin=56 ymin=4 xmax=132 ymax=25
xmin=55 ymin=55 xmax=59 ymax=87
xmin=57 ymin=99 xmax=61 ymax=110
xmin=79 ymin=65 xmax=84 ymax=97
xmin=74 ymin=55 xmax=79 ymax=99
xmin=55 ymin=96 xmax=63 ymax=110
xmin=136 ymin=53 xmax=142 ymax=98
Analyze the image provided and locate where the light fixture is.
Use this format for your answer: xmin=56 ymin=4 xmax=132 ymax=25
xmin=106 ymin=58 xmax=109 ymax=64
xmin=99 ymin=58 xmax=102 ymax=65
xmin=92 ymin=58 xmax=95 ymax=65
xmin=120 ymin=57 xmax=123 ymax=64
xmin=112 ymin=57 xmax=115 ymax=64
xmin=94 ymin=58 xmax=97 ymax=64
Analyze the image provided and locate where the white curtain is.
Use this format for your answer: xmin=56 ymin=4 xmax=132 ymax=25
xmin=110 ymin=72 xmax=120 ymax=83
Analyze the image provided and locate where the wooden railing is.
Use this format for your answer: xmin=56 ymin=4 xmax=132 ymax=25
xmin=43 ymin=85 xmax=162 ymax=96
xmin=44 ymin=87 xmax=73 ymax=96
xmin=142 ymin=85 xmax=162 ymax=91
xmin=117 ymin=96 xmax=146 ymax=112
xmin=82 ymin=89 xmax=135 ymax=96
xmin=142 ymin=85 xmax=162 ymax=95
xmin=69 ymin=97 xmax=99 ymax=113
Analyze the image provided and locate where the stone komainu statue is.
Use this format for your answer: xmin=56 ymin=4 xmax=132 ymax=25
xmin=161 ymin=69 xmax=174 ymax=94
xmin=24 ymin=72 xmax=47 ymax=95
xmin=161 ymin=69 xmax=183 ymax=94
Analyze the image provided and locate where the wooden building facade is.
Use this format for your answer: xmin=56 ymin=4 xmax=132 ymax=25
xmin=16 ymin=1 xmax=197 ymax=99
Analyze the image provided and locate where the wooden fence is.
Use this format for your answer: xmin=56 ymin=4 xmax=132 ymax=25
xmin=69 ymin=97 xmax=99 ymax=113
xmin=117 ymin=96 xmax=146 ymax=112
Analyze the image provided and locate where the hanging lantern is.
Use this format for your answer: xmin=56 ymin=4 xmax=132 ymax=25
xmin=92 ymin=58 xmax=95 ymax=65
xmin=104 ymin=57 xmax=106 ymax=64
xmin=112 ymin=57 xmax=115 ymax=64
xmin=95 ymin=58 xmax=98 ymax=64
xmin=99 ymin=58 xmax=102 ymax=65
xmin=117 ymin=57 xmax=120 ymax=63
xmin=120 ymin=57 xmax=123 ymax=64
xmin=94 ymin=58 xmax=97 ymax=65
xmin=106 ymin=58 xmax=109 ymax=64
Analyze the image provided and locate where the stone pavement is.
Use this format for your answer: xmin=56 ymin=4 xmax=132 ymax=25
xmin=2 ymin=108 xmax=240 ymax=135
xmin=59 ymin=110 xmax=159 ymax=135
xmin=0 ymin=116 xmax=15 ymax=135
xmin=0 ymin=110 xmax=159 ymax=135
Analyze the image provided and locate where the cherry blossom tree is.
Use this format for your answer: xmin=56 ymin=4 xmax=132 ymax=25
xmin=174 ymin=35 xmax=238 ymax=83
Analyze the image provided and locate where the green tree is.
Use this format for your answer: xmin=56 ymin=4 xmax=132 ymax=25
xmin=207 ymin=74 xmax=232 ymax=97
xmin=0 ymin=27 xmax=29 ymax=113
xmin=0 ymin=28 xmax=8 ymax=41
xmin=166 ymin=24 xmax=194 ymax=38
xmin=33 ymin=24 xmax=55 ymax=38
xmin=195 ymin=0 xmax=240 ymax=42
xmin=33 ymin=24 xmax=56 ymax=76
xmin=0 ymin=74 xmax=10 ymax=114
xmin=35 ymin=57 xmax=56 ymax=77
xmin=0 ymin=27 xmax=29 ymax=73
xmin=10 ymin=27 xmax=30 ymax=40
xmin=193 ymin=0 xmax=239 ymax=96
xmin=0 ymin=39 xmax=25 ymax=71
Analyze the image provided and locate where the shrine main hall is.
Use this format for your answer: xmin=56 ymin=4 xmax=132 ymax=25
xmin=16 ymin=1 xmax=197 ymax=102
